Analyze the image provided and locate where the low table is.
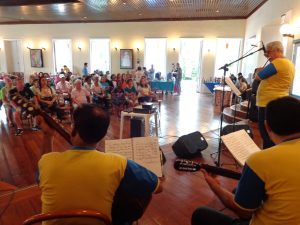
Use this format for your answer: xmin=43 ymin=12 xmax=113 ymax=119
xmin=119 ymin=109 xmax=159 ymax=139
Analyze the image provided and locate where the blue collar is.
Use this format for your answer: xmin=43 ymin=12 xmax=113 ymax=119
xmin=71 ymin=146 xmax=95 ymax=150
xmin=283 ymin=136 xmax=300 ymax=143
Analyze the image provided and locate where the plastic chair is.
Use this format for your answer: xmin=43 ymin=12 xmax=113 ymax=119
xmin=23 ymin=209 xmax=111 ymax=225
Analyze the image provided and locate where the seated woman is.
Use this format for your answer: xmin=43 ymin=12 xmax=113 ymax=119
xmin=238 ymin=76 xmax=250 ymax=100
xmin=83 ymin=75 xmax=93 ymax=94
xmin=138 ymin=77 xmax=156 ymax=103
xmin=91 ymin=75 xmax=109 ymax=109
xmin=37 ymin=76 xmax=65 ymax=120
xmin=124 ymin=79 xmax=138 ymax=107
xmin=112 ymin=81 xmax=127 ymax=116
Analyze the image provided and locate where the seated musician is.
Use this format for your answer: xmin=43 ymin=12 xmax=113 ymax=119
xmin=71 ymin=79 xmax=91 ymax=108
xmin=38 ymin=104 xmax=162 ymax=225
xmin=9 ymin=78 xmax=40 ymax=136
xmin=192 ymin=96 xmax=300 ymax=225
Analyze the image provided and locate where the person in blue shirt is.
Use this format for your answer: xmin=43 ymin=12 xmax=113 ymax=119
xmin=82 ymin=62 xmax=89 ymax=77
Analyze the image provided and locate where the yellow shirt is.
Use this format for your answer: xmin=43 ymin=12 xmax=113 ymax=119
xmin=257 ymin=58 xmax=294 ymax=107
xmin=239 ymin=139 xmax=300 ymax=225
xmin=38 ymin=150 xmax=127 ymax=222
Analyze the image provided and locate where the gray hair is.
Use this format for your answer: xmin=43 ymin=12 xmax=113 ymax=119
xmin=74 ymin=79 xmax=82 ymax=85
xmin=266 ymin=41 xmax=284 ymax=52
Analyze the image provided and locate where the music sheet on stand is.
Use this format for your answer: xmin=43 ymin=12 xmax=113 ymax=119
xmin=132 ymin=137 xmax=163 ymax=177
xmin=105 ymin=139 xmax=134 ymax=160
xmin=221 ymin=130 xmax=261 ymax=165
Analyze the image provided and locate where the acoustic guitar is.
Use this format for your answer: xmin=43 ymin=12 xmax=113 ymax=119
xmin=174 ymin=159 xmax=241 ymax=180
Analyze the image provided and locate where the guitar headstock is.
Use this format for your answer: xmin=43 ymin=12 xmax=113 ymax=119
xmin=174 ymin=159 xmax=201 ymax=172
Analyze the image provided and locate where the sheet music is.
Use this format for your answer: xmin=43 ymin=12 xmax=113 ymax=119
xmin=221 ymin=129 xmax=261 ymax=165
xmin=132 ymin=137 xmax=163 ymax=177
xmin=105 ymin=139 xmax=134 ymax=160
xmin=225 ymin=77 xmax=241 ymax=97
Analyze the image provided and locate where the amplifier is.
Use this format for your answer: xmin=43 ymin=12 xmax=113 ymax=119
xmin=142 ymin=103 xmax=153 ymax=110
xmin=133 ymin=107 xmax=157 ymax=114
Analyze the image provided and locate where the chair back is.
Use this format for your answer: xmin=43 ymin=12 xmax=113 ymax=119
xmin=23 ymin=209 xmax=111 ymax=225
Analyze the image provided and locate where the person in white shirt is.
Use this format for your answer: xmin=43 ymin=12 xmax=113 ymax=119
xmin=134 ymin=66 xmax=144 ymax=84
xmin=56 ymin=74 xmax=71 ymax=94
xmin=71 ymin=79 xmax=90 ymax=108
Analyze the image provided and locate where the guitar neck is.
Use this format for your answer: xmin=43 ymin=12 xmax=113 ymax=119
xmin=200 ymin=164 xmax=241 ymax=180
xmin=39 ymin=110 xmax=72 ymax=145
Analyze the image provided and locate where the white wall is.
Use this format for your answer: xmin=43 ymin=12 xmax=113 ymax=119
xmin=0 ymin=20 xmax=246 ymax=81
xmin=245 ymin=0 xmax=300 ymax=66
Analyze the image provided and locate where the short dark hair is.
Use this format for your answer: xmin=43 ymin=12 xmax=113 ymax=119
xmin=73 ymin=104 xmax=110 ymax=144
xmin=266 ymin=96 xmax=300 ymax=135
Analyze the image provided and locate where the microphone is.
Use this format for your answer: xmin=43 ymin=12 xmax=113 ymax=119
xmin=261 ymin=41 xmax=266 ymax=53
xmin=251 ymin=44 xmax=258 ymax=47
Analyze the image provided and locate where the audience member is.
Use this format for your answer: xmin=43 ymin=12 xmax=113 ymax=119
xmin=82 ymin=62 xmax=89 ymax=77
xmin=135 ymin=66 xmax=144 ymax=84
xmin=71 ymin=79 xmax=90 ymax=107
xmin=37 ymin=76 xmax=65 ymax=120
xmin=148 ymin=64 xmax=155 ymax=81
xmin=9 ymin=78 xmax=40 ymax=136
xmin=55 ymin=74 xmax=71 ymax=94
xmin=124 ymin=79 xmax=138 ymax=107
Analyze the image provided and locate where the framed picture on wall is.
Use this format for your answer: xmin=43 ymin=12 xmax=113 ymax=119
xmin=120 ymin=49 xmax=133 ymax=69
xmin=30 ymin=49 xmax=43 ymax=68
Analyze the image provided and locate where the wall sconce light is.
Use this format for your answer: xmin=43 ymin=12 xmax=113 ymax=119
xmin=137 ymin=48 xmax=140 ymax=52
xmin=114 ymin=47 xmax=118 ymax=51
xmin=78 ymin=46 xmax=82 ymax=51
xmin=42 ymin=47 xmax=46 ymax=51
xmin=27 ymin=46 xmax=31 ymax=50
xmin=280 ymin=23 xmax=295 ymax=38
xmin=173 ymin=47 xmax=176 ymax=52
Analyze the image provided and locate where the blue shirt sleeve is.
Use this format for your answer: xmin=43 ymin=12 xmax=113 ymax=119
xmin=257 ymin=63 xmax=277 ymax=80
xmin=117 ymin=160 xmax=158 ymax=197
xmin=234 ymin=163 xmax=265 ymax=210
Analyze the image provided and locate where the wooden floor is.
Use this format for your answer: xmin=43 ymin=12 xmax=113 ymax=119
xmin=0 ymin=81 xmax=261 ymax=225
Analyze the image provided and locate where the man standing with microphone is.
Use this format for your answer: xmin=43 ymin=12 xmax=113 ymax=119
xmin=255 ymin=41 xmax=294 ymax=149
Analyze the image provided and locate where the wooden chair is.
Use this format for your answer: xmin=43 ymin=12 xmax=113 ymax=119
xmin=23 ymin=209 xmax=111 ymax=225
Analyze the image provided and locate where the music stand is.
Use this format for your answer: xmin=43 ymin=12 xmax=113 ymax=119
xmin=215 ymin=47 xmax=264 ymax=167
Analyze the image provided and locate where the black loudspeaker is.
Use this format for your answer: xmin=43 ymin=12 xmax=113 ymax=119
xmin=222 ymin=124 xmax=253 ymax=138
xmin=130 ymin=117 xmax=145 ymax=137
xmin=172 ymin=131 xmax=208 ymax=158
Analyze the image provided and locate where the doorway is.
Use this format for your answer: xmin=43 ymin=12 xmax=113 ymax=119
xmin=3 ymin=39 xmax=24 ymax=73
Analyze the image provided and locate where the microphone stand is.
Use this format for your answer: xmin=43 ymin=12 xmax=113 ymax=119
xmin=215 ymin=47 xmax=264 ymax=167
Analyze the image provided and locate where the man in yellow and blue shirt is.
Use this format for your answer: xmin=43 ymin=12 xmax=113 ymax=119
xmin=38 ymin=104 xmax=161 ymax=225
xmin=256 ymin=41 xmax=294 ymax=149
xmin=192 ymin=96 xmax=300 ymax=225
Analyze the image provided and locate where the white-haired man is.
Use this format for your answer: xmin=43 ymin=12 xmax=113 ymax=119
xmin=255 ymin=41 xmax=294 ymax=149
xmin=71 ymin=79 xmax=90 ymax=108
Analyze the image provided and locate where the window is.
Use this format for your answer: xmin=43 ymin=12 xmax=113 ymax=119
xmin=179 ymin=38 xmax=202 ymax=80
xmin=144 ymin=38 xmax=167 ymax=76
xmin=53 ymin=39 xmax=72 ymax=74
xmin=90 ymin=39 xmax=110 ymax=73
xmin=214 ymin=38 xmax=242 ymax=77
xmin=292 ymin=42 xmax=300 ymax=97
xmin=242 ymin=36 xmax=258 ymax=81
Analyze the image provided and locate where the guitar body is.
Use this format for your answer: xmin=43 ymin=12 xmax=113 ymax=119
xmin=112 ymin=188 xmax=152 ymax=224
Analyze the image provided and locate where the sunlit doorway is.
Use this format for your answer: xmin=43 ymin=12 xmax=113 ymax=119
xmin=53 ymin=39 xmax=72 ymax=74
xmin=179 ymin=38 xmax=203 ymax=94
